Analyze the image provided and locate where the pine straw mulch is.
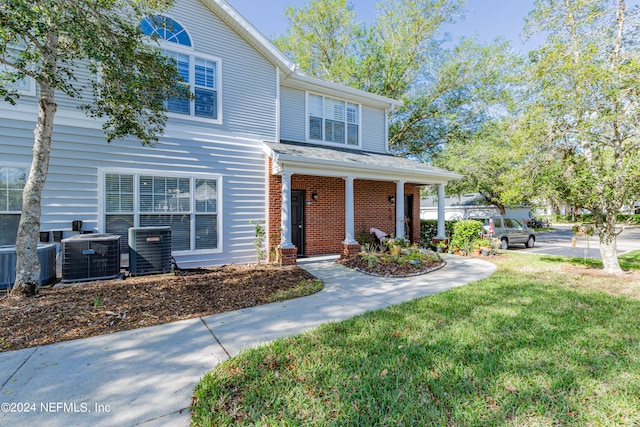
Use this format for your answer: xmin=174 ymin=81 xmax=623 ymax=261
xmin=0 ymin=264 xmax=320 ymax=353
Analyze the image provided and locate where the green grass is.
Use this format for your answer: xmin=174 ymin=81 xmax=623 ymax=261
xmin=544 ymin=250 xmax=640 ymax=271
xmin=192 ymin=253 xmax=640 ymax=426
xmin=267 ymin=279 xmax=324 ymax=303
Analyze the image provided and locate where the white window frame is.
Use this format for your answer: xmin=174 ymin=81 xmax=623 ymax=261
xmin=1 ymin=49 xmax=36 ymax=97
xmin=0 ymin=163 xmax=29 ymax=245
xmin=100 ymin=168 xmax=222 ymax=255
xmin=306 ymin=91 xmax=361 ymax=148
xmin=162 ymin=45 xmax=223 ymax=124
xmin=0 ymin=163 xmax=28 ymax=213
xmin=142 ymin=14 xmax=223 ymax=125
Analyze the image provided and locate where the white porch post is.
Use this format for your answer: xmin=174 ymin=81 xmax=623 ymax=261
xmin=280 ymin=172 xmax=294 ymax=248
xmin=395 ymin=180 xmax=405 ymax=239
xmin=343 ymin=176 xmax=357 ymax=244
xmin=436 ymin=183 xmax=446 ymax=239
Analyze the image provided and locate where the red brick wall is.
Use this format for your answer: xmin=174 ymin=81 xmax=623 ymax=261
xmin=353 ymin=181 xmax=421 ymax=244
xmin=267 ymin=163 xmax=421 ymax=258
xmin=292 ymin=175 xmax=346 ymax=255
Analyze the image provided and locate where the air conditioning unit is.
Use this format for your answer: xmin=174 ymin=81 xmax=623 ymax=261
xmin=128 ymin=226 xmax=172 ymax=276
xmin=0 ymin=244 xmax=57 ymax=289
xmin=62 ymin=234 xmax=121 ymax=283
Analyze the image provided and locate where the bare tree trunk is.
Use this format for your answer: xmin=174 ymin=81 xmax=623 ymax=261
xmin=10 ymin=49 xmax=57 ymax=297
xmin=596 ymin=211 xmax=624 ymax=276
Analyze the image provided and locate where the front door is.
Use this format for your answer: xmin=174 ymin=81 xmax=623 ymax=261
xmin=291 ymin=190 xmax=305 ymax=256
xmin=404 ymin=194 xmax=414 ymax=241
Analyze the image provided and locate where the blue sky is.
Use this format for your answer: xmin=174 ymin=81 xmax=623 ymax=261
xmin=228 ymin=0 xmax=540 ymax=51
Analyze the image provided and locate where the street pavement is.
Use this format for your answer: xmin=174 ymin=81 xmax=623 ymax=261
xmin=508 ymin=223 xmax=639 ymax=259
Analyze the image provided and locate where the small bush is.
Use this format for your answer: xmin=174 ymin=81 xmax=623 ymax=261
xmin=420 ymin=219 xmax=458 ymax=246
xmin=450 ymin=220 xmax=484 ymax=253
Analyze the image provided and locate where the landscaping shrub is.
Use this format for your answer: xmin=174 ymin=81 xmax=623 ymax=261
xmin=420 ymin=219 xmax=457 ymax=246
xmin=450 ymin=219 xmax=483 ymax=253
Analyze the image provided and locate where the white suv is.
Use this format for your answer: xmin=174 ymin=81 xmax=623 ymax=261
xmin=471 ymin=216 xmax=536 ymax=250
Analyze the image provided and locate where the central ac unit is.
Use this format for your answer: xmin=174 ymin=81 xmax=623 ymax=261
xmin=62 ymin=234 xmax=121 ymax=283
xmin=128 ymin=226 xmax=172 ymax=276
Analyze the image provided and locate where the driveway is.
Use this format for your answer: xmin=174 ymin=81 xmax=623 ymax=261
xmin=508 ymin=223 xmax=640 ymax=259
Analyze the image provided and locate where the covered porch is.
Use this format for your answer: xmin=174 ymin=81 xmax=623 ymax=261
xmin=264 ymin=141 xmax=460 ymax=265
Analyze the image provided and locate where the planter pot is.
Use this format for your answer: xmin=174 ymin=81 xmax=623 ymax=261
xmin=481 ymin=249 xmax=490 ymax=256
xmin=390 ymin=245 xmax=402 ymax=256
xmin=473 ymin=248 xmax=481 ymax=256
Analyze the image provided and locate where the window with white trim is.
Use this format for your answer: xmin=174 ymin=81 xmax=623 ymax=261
xmin=140 ymin=15 xmax=220 ymax=121
xmin=308 ymin=93 xmax=359 ymax=146
xmin=0 ymin=165 xmax=27 ymax=245
xmin=105 ymin=172 xmax=219 ymax=253
xmin=1 ymin=47 xmax=36 ymax=97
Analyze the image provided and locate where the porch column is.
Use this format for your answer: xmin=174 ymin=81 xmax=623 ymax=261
xmin=279 ymin=172 xmax=294 ymax=249
xmin=436 ymin=183 xmax=446 ymax=239
xmin=395 ymin=180 xmax=405 ymax=239
xmin=343 ymin=176 xmax=357 ymax=244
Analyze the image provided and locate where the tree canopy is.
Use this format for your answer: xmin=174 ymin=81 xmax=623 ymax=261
xmin=522 ymin=0 xmax=640 ymax=273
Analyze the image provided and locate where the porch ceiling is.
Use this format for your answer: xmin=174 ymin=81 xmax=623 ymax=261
xmin=264 ymin=141 xmax=462 ymax=185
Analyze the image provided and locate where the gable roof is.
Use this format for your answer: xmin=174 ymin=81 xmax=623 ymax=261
xmin=198 ymin=0 xmax=402 ymax=110
xmin=199 ymin=0 xmax=295 ymax=72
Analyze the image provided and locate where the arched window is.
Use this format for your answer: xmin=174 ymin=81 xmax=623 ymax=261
xmin=140 ymin=15 xmax=192 ymax=47
xmin=140 ymin=15 xmax=220 ymax=121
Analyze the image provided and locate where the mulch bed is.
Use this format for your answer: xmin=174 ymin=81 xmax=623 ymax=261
xmin=0 ymin=264 xmax=318 ymax=352
xmin=338 ymin=254 xmax=446 ymax=277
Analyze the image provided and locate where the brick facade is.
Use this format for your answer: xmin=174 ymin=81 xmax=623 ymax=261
xmin=267 ymin=158 xmax=422 ymax=261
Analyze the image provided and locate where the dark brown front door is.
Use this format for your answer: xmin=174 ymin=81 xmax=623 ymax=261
xmin=291 ymin=190 xmax=305 ymax=256
xmin=404 ymin=194 xmax=414 ymax=241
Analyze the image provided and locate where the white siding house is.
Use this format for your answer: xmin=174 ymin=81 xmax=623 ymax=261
xmin=0 ymin=0 xmax=460 ymax=274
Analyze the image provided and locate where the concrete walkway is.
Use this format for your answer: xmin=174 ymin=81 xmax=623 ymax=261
xmin=0 ymin=255 xmax=496 ymax=426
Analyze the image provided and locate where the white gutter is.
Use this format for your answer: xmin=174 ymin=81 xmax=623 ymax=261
xmin=282 ymin=72 xmax=403 ymax=110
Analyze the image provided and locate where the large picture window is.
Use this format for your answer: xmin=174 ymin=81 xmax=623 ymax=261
xmin=0 ymin=166 xmax=27 ymax=245
xmin=105 ymin=172 xmax=219 ymax=253
xmin=141 ymin=15 xmax=220 ymax=121
xmin=308 ymin=93 xmax=359 ymax=146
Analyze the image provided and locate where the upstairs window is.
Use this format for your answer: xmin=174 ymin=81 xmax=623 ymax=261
xmin=1 ymin=47 xmax=36 ymax=97
xmin=140 ymin=15 xmax=192 ymax=47
xmin=308 ymin=93 xmax=359 ymax=146
xmin=140 ymin=15 xmax=220 ymax=122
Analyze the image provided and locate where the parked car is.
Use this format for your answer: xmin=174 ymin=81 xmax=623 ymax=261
xmin=470 ymin=216 xmax=536 ymax=250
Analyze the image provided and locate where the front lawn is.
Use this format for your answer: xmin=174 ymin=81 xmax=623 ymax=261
xmin=192 ymin=253 xmax=640 ymax=425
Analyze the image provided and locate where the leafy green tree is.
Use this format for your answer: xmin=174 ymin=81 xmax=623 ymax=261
xmin=395 ymin=38 xmax=525 ymax=161
xmin=274 ymin=0 xmax=360 ymax=85
xmin=275 ymin=0 xmax=466 ymax=157
xmin=524 ymin=0 xmax=640 ymax=274
xmin=435 ymin=118 xmax=532 ymax=215
xmin=0 ymin=0 xmax=185 ymax=297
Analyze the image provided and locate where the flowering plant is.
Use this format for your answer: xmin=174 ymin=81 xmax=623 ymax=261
xmin=385 ymin=236 xmax=409 ymax=248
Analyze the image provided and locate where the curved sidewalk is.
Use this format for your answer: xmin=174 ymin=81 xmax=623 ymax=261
xmin=0 ymin=255 xmax=496 ymax=427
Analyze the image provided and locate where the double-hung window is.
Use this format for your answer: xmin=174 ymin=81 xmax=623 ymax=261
xmin=105 ymin=172 xmax=219 ymax=253
xmin=308 ymin=93 xmax=359 ymax=146
xmin=141 ymin=15 xmax=221 ymax=122
xmin=0 ymin=165 xmax=27 ymax=245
